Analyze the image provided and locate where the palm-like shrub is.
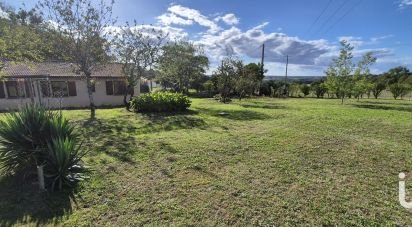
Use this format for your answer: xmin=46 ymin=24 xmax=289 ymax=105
xmin=0 ymin=105 xmax=52 ymax=173
xmin=0 ymin=104 xmax=87 ymax=191
xmin=129 ymin=92 xmax=191 ymax=112
xmin=45 ymin=138 xmax=88 ymax=191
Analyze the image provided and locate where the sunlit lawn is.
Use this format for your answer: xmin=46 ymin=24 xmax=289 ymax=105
xmin=1 ymin=97 xmax=412 ymax=226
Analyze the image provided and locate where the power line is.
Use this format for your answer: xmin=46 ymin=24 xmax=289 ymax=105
xmin=306 ymin=0 xmax=333 ymax=34
xmin=322 ymin=0 xmax=363 ymax=35
xmin=312 ymin=0 xmax=350 ymax=37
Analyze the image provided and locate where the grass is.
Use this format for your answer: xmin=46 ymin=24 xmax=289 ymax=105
xmin=1 ymin=97 xmax=412 ymax=226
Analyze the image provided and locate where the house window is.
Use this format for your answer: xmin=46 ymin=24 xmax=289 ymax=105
xmin=5 ymin=81 xmax=25 ymax=98
xmin=50 ymin=81 xmax=77 ymax=97
xmin=106 ymin=80 xmax=126 ymax=96
xmin=0 ymin=81 xmax=5 ymax=98
xmin=24 ymin=81 xmax=35 ymax=97
xmin=51 ymin=81 xmax=69 ymax=97
xmin=40 ymin=81 xmax=51 ymax=97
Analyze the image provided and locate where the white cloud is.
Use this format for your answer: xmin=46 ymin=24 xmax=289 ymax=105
xmin=157 ymin=13 xmax=193 ymax=26
xmin=214 ymin=13 xmax=239 ymax=25
xmin=0 ymin=8 xmax=9 ymax=19
xmin=196 ymin=22 xmax=334 ymax=67
xmin=399 ymin=0 xmax=412 ymax=8
xmin=165 ymin=4 xmax=221 ymax=33
xmin=150 ymin=5 xmax=406 ymax=76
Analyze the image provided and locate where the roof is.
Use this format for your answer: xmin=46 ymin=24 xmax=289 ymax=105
xmin=2 ymin=62 xmax=124 ymax=79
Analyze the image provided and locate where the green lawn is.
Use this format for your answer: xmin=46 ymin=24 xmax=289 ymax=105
xmin=1 ymin=98 xmax=412 ymax=226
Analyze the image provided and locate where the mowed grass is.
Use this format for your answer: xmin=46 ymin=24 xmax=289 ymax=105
xmin=0 ymin=98 xmax=412 ymax=226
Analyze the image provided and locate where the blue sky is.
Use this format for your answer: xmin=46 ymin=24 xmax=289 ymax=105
xmin=5 ymin=0 xmax=412 ymax=76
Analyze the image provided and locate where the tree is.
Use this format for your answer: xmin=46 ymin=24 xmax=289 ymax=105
xmin=0 ymin=7 xmax=45 ymax=73
xmin=300 ymin=84 xmax=310 ymax=97
xmin=157 ymin=41 xmax=209 ymax=93
xmin=325 ymin=40 xmax=354 ymax=104
xmin=40 ymin=0 xmax=115 ymax=119
xmin=383 ymin=66 xmax=411 ymax=99
xmin=214 ymin=56 xmax=242 ymax=103
xmin=113 ymin=23 xmax=166 ymax=108
xmin=389 ymin=83 xmax=410 ymax=99
xmin=352 ymin=52 xmax=376 ymax=100
xmin=236 ymin=63 xmax=262 ymax=100
xmin=311 ymin=80 xmax=327 ymax=98
xmin=371 ymin=76 xmax=386 ymax=99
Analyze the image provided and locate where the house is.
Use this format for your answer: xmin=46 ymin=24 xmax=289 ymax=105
xmin=0 ymin=62 xmax=140 ymax=110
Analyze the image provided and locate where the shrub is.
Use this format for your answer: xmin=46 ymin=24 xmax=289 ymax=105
xmin=129 ymin=92 xmax=191 ymax=112
xmin=0 ymin=104 xmax=87 ymax=191
xmin=45 ymin=138 xmax=88 ymax=191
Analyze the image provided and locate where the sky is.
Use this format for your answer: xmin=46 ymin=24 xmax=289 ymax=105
xmin=4 ymin=0 xmax=412 ymax=76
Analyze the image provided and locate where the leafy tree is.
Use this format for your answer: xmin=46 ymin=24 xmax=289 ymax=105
xmin=214 ymin=56 xmax=242 ymax=103
xmin=113 ymin=22 xmax=166 ymax=108
xmin=352 ymin=52 xmax=376 ymax=100
xmin=0 ymin=6 xmax=47 ymax=73
xmin=371 ymin=76 xmax=386 ymax=99
xmin=311 ymin=80 xmax=327 ymax=98
xmin=389 ymin=83 xmax=410 ymax=99
xmin=40 ymin=0 xmax=115 ymax=119
xmin=236 ymin=63 xmax=262 ymax=100
xmin=382 ymin=66 xmax=411 ymax=99
xmin=300 ymin=84 xmax=310 ymax=97
xmin=289 ymin=82 xmax=301 ymax=97
xmin=157 ymin=41 xmax=209 ymax=93
xmin=325 ymin=40 xmax=354 ymax=103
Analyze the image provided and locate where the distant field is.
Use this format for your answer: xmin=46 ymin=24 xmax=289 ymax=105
xmin=1 ymin=97 xmax=412 ymax=226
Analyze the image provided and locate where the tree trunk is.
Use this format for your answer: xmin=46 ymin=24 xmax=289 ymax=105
xmin=86 ymin=74 xmax=96 ymax=119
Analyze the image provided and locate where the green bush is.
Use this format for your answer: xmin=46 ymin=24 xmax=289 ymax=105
xmin=130 ymin=92 xmax=191 ymax=112
xmin=0 ymin=104 xmax=87 ymax=191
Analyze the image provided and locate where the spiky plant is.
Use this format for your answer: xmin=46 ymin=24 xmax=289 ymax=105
xmin=0 ymin=104 xmax=53 ymax=174
xmin=45 ymin=138 xmax=88 ymax=191
xmin=0 ymin=104 xmax=87 ymax=191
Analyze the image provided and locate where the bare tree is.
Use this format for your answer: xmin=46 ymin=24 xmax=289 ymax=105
xmin=39 ymin=0 xmax=115 ymax=119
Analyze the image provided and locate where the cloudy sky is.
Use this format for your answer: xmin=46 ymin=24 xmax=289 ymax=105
xmin=6 ymin=0 xmax=412 ymax=76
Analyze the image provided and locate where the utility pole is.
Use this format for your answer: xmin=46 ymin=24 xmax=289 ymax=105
xmin=259 ymin=43 xmax=265 ymax=95
xmin=260 ymin=43 xmax=265 ymax=77
xmin=284 ymin=55 xmax=289 ymax=97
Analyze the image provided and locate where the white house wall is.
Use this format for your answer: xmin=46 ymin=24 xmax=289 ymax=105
xmin=0 ymin=78 xmax=140 ymax=111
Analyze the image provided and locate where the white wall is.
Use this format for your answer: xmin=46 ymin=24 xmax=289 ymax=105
xmin=0 ymin=78 xmax=140 ymax=111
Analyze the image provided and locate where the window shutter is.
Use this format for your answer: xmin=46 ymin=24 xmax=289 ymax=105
xmin=106 ymin=81 xmax=113 ymax=95
xmin=0 ymin=81 xmax=5 ymax=98
xmin=68 ymin=81 xmax=77 ymax=96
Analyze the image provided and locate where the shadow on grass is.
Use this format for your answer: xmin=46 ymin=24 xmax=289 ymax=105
xmin=352 ymin=104 xmax=412 ymax=112
xmin=195 ymin=107 xmax=271 ymax=121
xmin=238 ymin=101 xmax=288 ymax=110
xmin=80 ymin=110 xmax=207 ymax=162
xmin=0 ymin=172 xmax=77 ymax=226
xmin=360 ymin=100 xmax=412 ymax=106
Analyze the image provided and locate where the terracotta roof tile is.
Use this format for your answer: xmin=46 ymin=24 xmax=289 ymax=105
xmin=3 ymin=62 xmax=124 ymax=78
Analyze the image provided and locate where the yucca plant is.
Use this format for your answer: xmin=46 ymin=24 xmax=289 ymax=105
xmin=45 ymin=138 xmax=88 ymax=191
xmin=0 ymin=104 xmax=53 ymax=174
xmin=0 ymin=104 xmax=87 ymax=191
